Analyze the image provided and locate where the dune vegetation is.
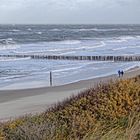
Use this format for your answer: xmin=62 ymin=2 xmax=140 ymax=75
xmin=0 ymin=75 xmax=140 ymax=140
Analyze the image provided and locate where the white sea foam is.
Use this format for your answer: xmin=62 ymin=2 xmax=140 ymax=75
xmin=125 ymin=45 xmax=140 ymax=50
xmin=60 ymin=51 xmax=76 ymax=55
xmin=0 ymin=38 xmax=14 ymax=43
xmin=74 ymin=41 xmax=106 ymax=50
xmin=0 ymin=44 xmax=21 ymax=51
xmin=11 ymin=29 xmax=20 ymax=32
xmin=50 ymin=40 xmax=81 ymax=45
xmin=50 ymin=29 xmax=61 ymax=31
xmin=0 ymin=38 xmax=20 ymax=51
xmin=112 ymin=45 xmax=140 ymax=51
xmin=13 ymin=48 xmax=49 ymax=54
xmin=94 ymin=41 xmax=106 ymax=48
xmin=82 ymin=41 xmax=106 ymax=49
xmin=107 ymin=39 xmax=126 ymax=43
xmin=47 ymin=41 xmax=105 ymax=53
xmin=136 ymin=36 xmax=140 ymax=38
xmin=118 ymin=36 xmax=136 ymax=41
xmin=0 ymin=57 xmax=31 ymax=62
xmin=13 ymin=40 xmax=106 ymax=55
xmin=108 ymin=36 xmax=136 ymax=43
xmin=122 ymin=63 xmax=140 ymax=72
xmin=36 ymin=32 xmax=42 ymax=35
xmin=27 ymin=28 xmax=32 ymax=31
xmin=112 ymin=47 xmax=128 ymax=51
xmin=53 ymin=66 xmax=82 ymax=73
xmin=58 ymin=40 xmax=81 ymax=45
xmin=72 ymin=28 xmax=131 ymax=32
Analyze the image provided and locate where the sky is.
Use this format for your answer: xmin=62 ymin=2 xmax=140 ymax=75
xmin=0 ymin=0 xmax=140 ymax=24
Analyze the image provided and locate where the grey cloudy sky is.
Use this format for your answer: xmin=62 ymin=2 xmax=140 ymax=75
xmin=0 ymin=0 xmax=140 ymax=24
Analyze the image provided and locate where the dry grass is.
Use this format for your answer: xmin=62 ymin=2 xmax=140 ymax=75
xmin=0 ymin=75 xmax=140 ymax=140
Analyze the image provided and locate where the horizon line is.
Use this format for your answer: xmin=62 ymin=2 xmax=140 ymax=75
xmin=0 ymin=23 xmax=140 ymax=25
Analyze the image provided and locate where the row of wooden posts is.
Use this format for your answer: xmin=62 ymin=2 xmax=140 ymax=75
xmin=0 ymin=54 xmax=140 ymax=61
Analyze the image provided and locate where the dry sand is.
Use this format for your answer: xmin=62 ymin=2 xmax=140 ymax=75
xmin=0 ymin=67 xmax=140 ymax=122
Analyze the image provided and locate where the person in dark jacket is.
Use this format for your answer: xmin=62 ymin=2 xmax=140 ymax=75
xmin=121 ymin=70 xmax=124 ymax=77
xmin=118 ymin=70 xmax=121 ymax=77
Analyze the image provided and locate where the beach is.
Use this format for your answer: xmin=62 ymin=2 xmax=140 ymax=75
xmin=0 ymin=66 xmax=140 ymax=122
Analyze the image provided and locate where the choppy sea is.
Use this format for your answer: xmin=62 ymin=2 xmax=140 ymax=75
xmin=0 ymin=24 xmax=140 ymax=89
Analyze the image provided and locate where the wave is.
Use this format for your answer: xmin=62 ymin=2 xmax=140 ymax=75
xmin=50 ymin=40 xmax=81 ymax=45
xmin=93 ymin=41 xmax=106 ymax=48
xmin=136 ymin=36 xmax=140 ymax=38
xmin=48 ymin=41 xmax=105 ymax=53
xmin=0 ymin=57 xmax=31 ymax=62
xmin=122 ymin=63 xmax=140 ymax=72
xmin=49 ymin=28 xmax=127 ymax=32
xmin=0 ymin=38 xmax=20 ymax=51
xmin=0 ymin=45 xmax=20 ymax=51
xmin=53 ymin=66 xmax=83 ymax=73
xmin=107 ymin=36 xmax=137 ymax=43
xmin=118 ymin=36 xmax=136 ymax=41
xmin=13 ymin=49 xmax=47 ymax=54
xmin=11 ymin=29 xmax=20 ymax=32
xmin=107 ymin=39 xmax=126 ymax=43
xmin=27 ymin=28 xmax=32 ymax=31
xmin=12 ymin=40 xmax=101 ymax=54
xmin=129 ymin=45 xmax=140 ymax=49
xmin=112 ymin=47 xmax=128 ymax=51
xmin=0 ymin=38 xmax=14 ymax=44
xmin=112 ymin=45 xmax=140 ymax=51
xmin=36 ymin=32 xmax=42 ymax=35
xmin=82 ymin=41 xmax=106 ymax=49
xmin=50 ymin=29 xmax=61 ymax=31
xmin=71 ymin=28 xmax=132 ymax=32
xmin=15 ymin=40 xmax=106 ymax=55
xmin=59 ymin=51 xmax=76 ymax=55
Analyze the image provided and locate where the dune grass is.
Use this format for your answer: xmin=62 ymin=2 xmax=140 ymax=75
xmin=0 ymin=75 xmax=140 ymax=140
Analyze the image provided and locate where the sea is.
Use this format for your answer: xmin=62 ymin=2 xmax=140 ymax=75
xmin=0 ymin=24 xmax=140 ymax=89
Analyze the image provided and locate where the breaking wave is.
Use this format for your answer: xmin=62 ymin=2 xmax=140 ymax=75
xmin=0 ymin=38 xmax=20 ymax=51
xmin=50 ymin=40 xmax=81 ymax=45
xmin=50 ymin=29 xmax=61 ymax=31
xmin=0 ymin=57 xmax=31 ymax=62
xmin=70 ymin=28 xmax=132 ymax=32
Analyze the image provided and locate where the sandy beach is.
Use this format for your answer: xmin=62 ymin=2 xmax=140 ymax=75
xmin=0 ymin=67 xmax=140 ymax=122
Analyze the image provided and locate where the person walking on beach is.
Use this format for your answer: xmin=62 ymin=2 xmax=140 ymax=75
xmin=118 ymin=70 xmax=121 ymax=77
xmin=121 ymin=70 xmax=124 ymax=77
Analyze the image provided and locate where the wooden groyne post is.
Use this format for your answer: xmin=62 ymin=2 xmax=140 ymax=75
xmin=50 ymin=71 xmax=53 ymax=86
xmin=0 ymin=55 xmax=140 ymax=62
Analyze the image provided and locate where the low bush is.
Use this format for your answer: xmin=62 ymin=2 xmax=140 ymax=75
xmin=0 ymin=76 xmax=140 ymax=140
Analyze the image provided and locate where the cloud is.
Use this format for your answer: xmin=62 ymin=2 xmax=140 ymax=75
xmin=0 ymin=0 xmax=137 ymax=11
xmin=0 ymin=0 xmax=140 ymax=24
xmin=0 ymin=0 xmax=132 ymax=10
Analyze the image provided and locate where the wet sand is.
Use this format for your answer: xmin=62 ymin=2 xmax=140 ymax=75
xmin=0 ymin=67 xmax=140 ymax=122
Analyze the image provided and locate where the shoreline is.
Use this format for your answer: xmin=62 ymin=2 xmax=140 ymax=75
xmin=1 ymin=62 xmax=140 ymax=91
xmin=0 ymin=66 xmax=140 ymax=122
